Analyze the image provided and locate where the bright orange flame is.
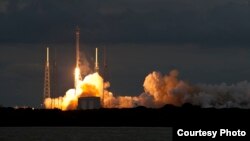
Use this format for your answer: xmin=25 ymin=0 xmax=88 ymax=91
xmin=80 ymin=72 xmax=103 ymax=98
xmin=44 ymin=68 xmax=196 ymax=110
xmin=80 ymin=84 xmax=99 ymax=97
xmin=74 ymin=67 xmax=81 ymax=88
xmin=44 ymin=67 xmax=103 ymax=110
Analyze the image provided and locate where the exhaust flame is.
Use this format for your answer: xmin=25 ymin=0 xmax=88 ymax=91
xmin=74 ymin=67 xmax=81 ymax=88
xmin=44 ymin=67 xmax=103 ymax=110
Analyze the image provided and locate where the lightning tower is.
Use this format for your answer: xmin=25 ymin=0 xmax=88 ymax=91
xmin=44 ymin=47 xmax=51 ymax=101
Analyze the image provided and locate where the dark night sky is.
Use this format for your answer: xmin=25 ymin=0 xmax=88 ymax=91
xmin=1 ymin=0 xmax=250 ymax=107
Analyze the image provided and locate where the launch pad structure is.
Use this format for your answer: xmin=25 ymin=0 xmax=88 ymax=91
xmin=74 ymin=27 xmax=104 ymax=110
xmin=78 ymin=96 xmax=101 ymax=110
xmin=74 ymin=26 xmax=104 ymax=110
xmin=43 ymin=26 xmax=106 ymax=109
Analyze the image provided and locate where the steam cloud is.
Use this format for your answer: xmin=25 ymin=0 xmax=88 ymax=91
xmin=104 ymin=70 xmax=250 ymax=109
xmin=45 ymin=54 xmax=250 ymax=110
xmin=45 ymin=69 xmax=250 ymax=110
xmin=187 ymin=81 xmax=250 ymax=108
xmin=79 ymin=52 xmax=91 ymax=76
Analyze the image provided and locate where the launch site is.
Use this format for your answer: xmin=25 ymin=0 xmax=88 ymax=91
xmin=1 ymin=0 xmax=250 ymax=110
xmin=1 ymin=0 xmax=250 ymax=140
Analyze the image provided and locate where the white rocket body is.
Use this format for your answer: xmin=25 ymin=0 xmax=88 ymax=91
xmin=95 ymin=48 xmax=99 ymax=72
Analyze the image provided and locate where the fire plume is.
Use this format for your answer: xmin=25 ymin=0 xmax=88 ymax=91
xmin=45 ymin=66 xmax=250 ymax=109
xmin=74 ymin=67 xmax=81 ymax=88
xmin=44 ymin=66 xmax=103 ymax=110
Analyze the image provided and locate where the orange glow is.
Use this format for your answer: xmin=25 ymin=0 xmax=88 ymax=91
xmin=74 ymin=67 xmax=81 ymax=88
xmin=44 ymin=67 xmax=103 ymax=110
xmin=80 ymin=72 xmax=103 ymax=98
xmin=80 ymin=84 xmax=99 ymax=97
xmin=45 ymin=62 xmax=187 ymax=110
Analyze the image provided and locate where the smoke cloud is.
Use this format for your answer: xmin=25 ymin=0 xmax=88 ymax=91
xmin=45 ymin=69 xmax=250 ymax=110
xmin=79 ymin=52 xmax=91 ymax=76
xmin=103 ymin=70 xmax=191 ymax=108
xmin=104 ymin=70 xmax=250 ymax=109
xmin=137 ymin=70 xmax=250 ymax=108
xmin=186 ymin=81 xmax=250 ymax=108
xmin=44 ymin=72 xmax=103 ymax=110
xmin=142 ymin=70 xmax=192 ymax=107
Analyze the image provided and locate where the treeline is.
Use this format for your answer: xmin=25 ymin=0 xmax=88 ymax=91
xmin=0 ymin=104 xmax=249 ymax=127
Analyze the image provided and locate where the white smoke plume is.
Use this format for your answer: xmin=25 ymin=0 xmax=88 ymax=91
xmin=102 ymin=70 xmax=191 ymax=108
xmin=141 ymin=70 xmax=193 ymax=107
xmin=103 ymin=84 xmax=138 ymax=108
xmin=186 ymin=81 xmax=250 ymax=108
xmin=105 ymin=69 xmax=250 ymax=108
xmin=79 ymin=52 xmax=91 ymax=76
xmin=45 ymin=69 xmax=250 ymax=110
xmin=137 ymin=70 xmax=250 ymax=108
